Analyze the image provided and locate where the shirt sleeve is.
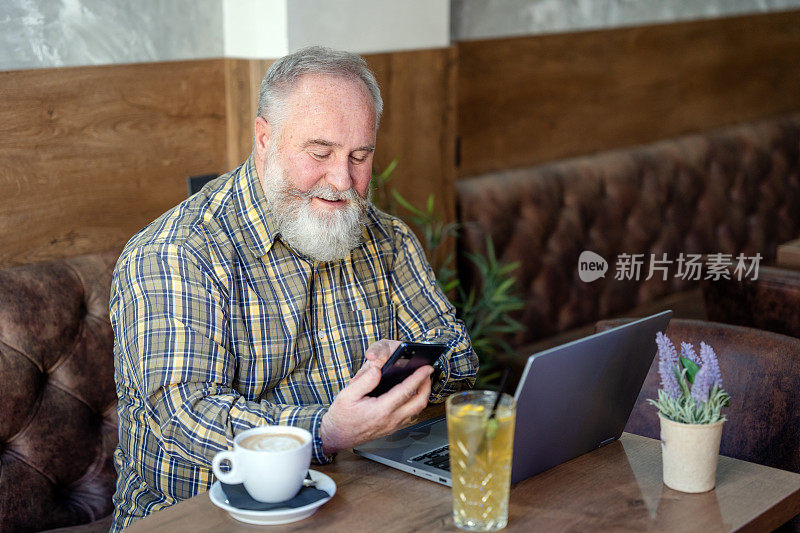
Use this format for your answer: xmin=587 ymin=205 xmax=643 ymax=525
xmin=111 ymin=243 xmax=333 ymax=466
xmin=388 ymin=220 xmax=478 ymax=402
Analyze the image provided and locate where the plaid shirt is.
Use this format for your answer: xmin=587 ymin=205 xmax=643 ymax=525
xmin=109 ymin=155 xmax=477 ymax=531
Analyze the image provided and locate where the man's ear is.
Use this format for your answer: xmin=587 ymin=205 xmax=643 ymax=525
xmin=254 ymin=116 xmax=273 ymax=159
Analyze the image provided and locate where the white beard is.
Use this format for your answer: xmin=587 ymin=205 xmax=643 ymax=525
xmin=260 ymin=147 xmax=370 ymax=262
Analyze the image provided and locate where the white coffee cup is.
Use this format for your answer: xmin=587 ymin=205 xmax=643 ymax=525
xmin=212 ymin=426 xmax=312 ymax=503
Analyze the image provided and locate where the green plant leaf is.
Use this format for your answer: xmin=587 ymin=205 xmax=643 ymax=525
xmin=493 ymin=277 xmax=516 ymax=297
xmin=680 ymin=357 xmax=699 ymax=384
xmin=391 ymin=189 xmax=425 ymax=217
xmin=379 ymin=158 xmax=399 ymax=181
xmin=498 ymin=261 xmax=521 ymax=276
xmin=441 ymin=280 xmax=459 ymax=292
xmin=485 ymin=237 xmax=497 ymax=268
xmin=442 ymin=221 xmax=461 ymax=238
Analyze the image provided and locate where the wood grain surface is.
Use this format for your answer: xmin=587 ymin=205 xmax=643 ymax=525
xmin=0 ymin=60 xmax=227 ymax=267
xmin=364 ymin=48 xmax=458 ymax=230
xmin=126 ymin=431 xmax=800 ymax=532
xmin=457 ymin=10 xmax=800 ymax=177
xmin=224 ymin=58 xmax=272 ymax=169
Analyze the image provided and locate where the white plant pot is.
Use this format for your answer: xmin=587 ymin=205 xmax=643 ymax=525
xmin=659 ymin=413 xmax=725 ymax=493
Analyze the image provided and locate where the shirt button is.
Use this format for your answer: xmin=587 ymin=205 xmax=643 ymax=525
xmin=317 ymin=330 xmax=326 ymax=340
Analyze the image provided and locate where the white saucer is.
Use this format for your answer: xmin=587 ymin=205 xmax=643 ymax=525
xmin=208 ymin=470 xmax=336 ymax=525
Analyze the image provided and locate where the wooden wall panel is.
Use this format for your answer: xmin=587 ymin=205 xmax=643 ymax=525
xmin=225 ymin=58 xmax=272 ymax=169
xmin=365 ymin=48 xmax=458 ymax=228
xmin=0 ymin=60 xmax=227 ymax=267
xmin=457 ymin=10 xmax=800 ymax=177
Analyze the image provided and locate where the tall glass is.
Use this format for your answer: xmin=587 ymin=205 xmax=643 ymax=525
xmin=446 ymin=390 xmax=516 ymax=532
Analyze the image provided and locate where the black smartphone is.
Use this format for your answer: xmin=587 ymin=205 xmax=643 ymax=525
xmin=366 ymin=342 xmax=449 ymax=397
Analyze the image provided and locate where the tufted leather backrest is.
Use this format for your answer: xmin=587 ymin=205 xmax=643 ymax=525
xmin=457 ymin=115 xmax=800 ymax=347
xmin=703 ymin=265 xmax=800 ymax=339
xmin=595 ymin=318 xmax=800 ymax=474
xmin=0 ymin=251 xmax=119 ymax=532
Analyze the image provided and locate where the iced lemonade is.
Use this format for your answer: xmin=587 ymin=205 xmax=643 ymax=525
xmin=446 ymin=391 xmax=516 ymax=532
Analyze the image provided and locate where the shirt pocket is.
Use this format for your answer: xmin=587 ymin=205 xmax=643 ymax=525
xmin=341 ymin=303 xmax=396 ymax=354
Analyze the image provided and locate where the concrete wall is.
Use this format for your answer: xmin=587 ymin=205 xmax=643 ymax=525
xmin=451 ymin=0 xmax=800 ymax=41
xmin=0 ymin=0 xmax=449 ymax=70
xmin=287 ymin=0 xmax=449 ymax=54
xmin=0 ymin=0 xmax=222 ymax=70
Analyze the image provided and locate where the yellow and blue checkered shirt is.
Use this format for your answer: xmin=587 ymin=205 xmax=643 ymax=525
xmin=109 ymin=155 xmax=477 ymax=530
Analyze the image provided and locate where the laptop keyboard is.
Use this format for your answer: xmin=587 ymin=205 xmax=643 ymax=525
xmin=409 ymin=445 xmax=450 ymax=471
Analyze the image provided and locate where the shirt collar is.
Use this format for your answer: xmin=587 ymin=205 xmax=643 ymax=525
xmin=233 ymin=153 xmax=279 ymax=257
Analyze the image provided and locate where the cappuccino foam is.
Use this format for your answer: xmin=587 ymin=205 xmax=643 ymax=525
xmin=240 ymin=433 xmax=304 ymax=452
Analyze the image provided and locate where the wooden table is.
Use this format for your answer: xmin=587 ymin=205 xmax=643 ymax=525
xmin=777 ymin=238 xmax=800 ymax=270
xmin=127 ymin=432 xmax=800 ymax=532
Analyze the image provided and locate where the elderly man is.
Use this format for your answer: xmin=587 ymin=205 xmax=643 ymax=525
xmin=109 ymin=46 xmax=477 ymax=530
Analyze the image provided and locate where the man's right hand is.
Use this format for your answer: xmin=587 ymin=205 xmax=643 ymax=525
xmin=319 ymin=362 xmax=433 ymax=455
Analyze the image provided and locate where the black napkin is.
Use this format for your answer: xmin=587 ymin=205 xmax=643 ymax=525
xmin=220 ymin=482 xmax=330 ymax=511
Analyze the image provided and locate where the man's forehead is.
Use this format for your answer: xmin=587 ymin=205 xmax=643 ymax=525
xmin=279 ymin=74 xmax=377 ymax=146
xmin=289 ymin=73 xmax=372 ymax=108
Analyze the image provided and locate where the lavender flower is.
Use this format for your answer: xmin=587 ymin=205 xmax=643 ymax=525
xmin=649 ymin=335 xmax=729 ymax=424
xmin=656 ymin=332 xmax=680 ymax=398
xmin=699 ymin=342 xmax=723 ymax=388
xmin=680 ymin=342 xmax=701 ymax=364
xmin=691 ymin=365 xmax=713 ymax=404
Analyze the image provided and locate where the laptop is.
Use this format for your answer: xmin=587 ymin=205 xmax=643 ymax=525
xmin=353 ymin=310 xmax=672 ymax=486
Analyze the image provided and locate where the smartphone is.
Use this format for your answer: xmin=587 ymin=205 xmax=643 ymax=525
xmin=366 ymin=342 xmax=449 ymax=397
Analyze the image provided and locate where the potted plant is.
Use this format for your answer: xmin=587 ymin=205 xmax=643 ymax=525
xmin=647 ymin=332 xmax=730 ymax=493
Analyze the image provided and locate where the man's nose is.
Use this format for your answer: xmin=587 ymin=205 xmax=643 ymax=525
xmin=325 ymin=158 xmax=353 ymax=192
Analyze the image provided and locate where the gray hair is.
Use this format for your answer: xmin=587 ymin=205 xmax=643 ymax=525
xmin=257 ymin=46 xmax=383 ymax=131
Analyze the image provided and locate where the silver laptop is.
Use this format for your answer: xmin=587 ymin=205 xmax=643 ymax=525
xmin=353 ymin=311 xmax=672 ymax=486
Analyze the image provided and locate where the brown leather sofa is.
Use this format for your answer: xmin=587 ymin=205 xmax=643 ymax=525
xmin=457 ymin=114 xmax=800 ymax=350
xmin=702 ymin=265 xmax=800 ymax=339
xmin=0 ymin=251 xmax=119 ymax=532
